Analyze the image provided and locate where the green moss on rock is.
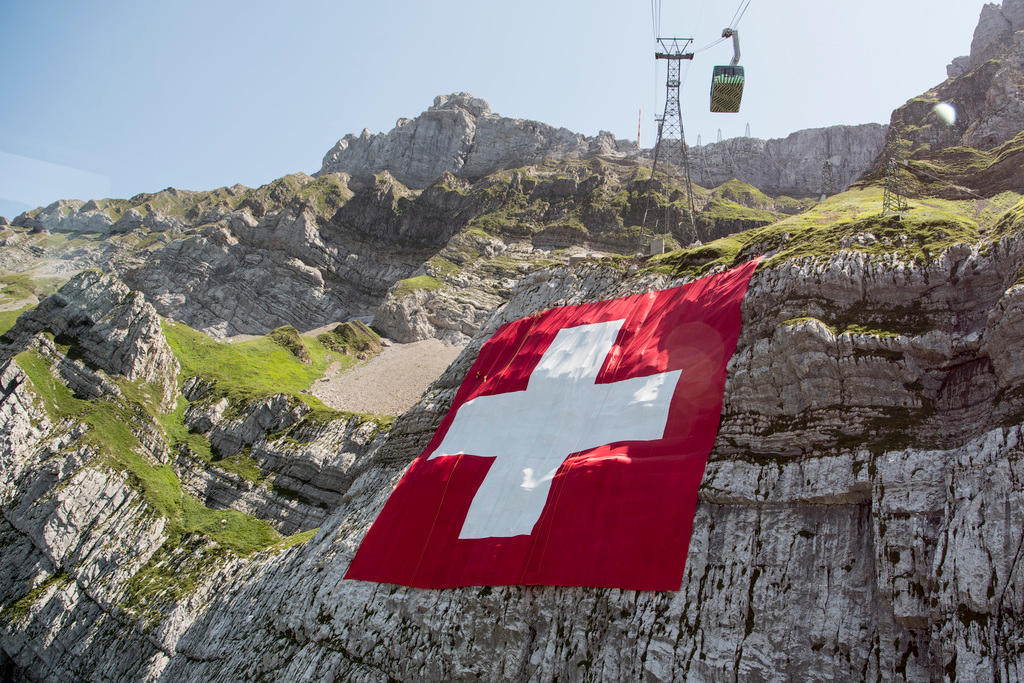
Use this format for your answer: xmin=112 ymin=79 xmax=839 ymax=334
xmin=268 ymin=326 xmax=311 ymax=363
xmin=392 ymin=275 xmax=443 ymax=298
xmin=316 ymin=321 xmax=382 ymax=359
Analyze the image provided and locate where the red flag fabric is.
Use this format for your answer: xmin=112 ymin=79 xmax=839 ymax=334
xmin=346 ymin=259 xmax=759 ymax=590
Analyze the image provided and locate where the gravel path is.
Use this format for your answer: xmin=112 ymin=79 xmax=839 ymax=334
xmin=311 ymin=339 xmax=465 ymax=416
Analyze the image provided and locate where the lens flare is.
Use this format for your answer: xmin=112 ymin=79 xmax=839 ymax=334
xmin=933 ymin=102 xmax=957 ymax=125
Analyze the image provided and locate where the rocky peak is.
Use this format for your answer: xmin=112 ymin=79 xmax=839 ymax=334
xmin=429 ymin=92 xmax=491 ymax=117
xmin=969 ymin=0 xmax=1024 ymax=68
xmin=897 ymin=0 xmax=1024 ymax=158
xmin=319 ymin=92 xmax=639 ymax=189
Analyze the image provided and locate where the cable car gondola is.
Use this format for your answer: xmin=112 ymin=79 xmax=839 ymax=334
xmin=710 ymin=28 xmax=744 ymax=113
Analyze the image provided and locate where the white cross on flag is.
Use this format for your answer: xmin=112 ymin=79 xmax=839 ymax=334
xmin=346 ymin=259 xmax=758 ymax=590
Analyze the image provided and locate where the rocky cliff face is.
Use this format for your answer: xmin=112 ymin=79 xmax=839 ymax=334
xmin=4 ymin=161 xmax=807 ymax=340
xmin=690 ymin=124 xmax=888 ymax=197
xmin=3 ymin=191 xmax=1024 ymax=679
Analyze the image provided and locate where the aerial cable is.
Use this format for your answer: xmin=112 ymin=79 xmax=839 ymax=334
xmin=694 ymin=36 xmax=727 ymax=53
xmin=727 ymin=0 xmax=751 ymax=29
xmin=730 ymin=0 xmax=752 ymax=29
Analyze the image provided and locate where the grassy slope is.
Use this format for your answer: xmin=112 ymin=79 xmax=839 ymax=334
xmin=14 ymin=348 xmax=280 ymax=556
xmin=648 ymin=186 xmax=1024 ymax=279
xmin=0 ymin=306 xmax=32 ymax=336
xmin=161 ymin=319 xmax=356 ymax=411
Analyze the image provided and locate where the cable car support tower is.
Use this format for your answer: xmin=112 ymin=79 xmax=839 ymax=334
xmin=642 ymin=37 xmax=700 ymax=248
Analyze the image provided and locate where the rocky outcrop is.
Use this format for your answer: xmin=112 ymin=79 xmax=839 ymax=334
xmin=0 ymin=270 xmax=179 ymax=407
xmin=968 ymin=0 xmax=1024 ymax=69
xmin=113 ymin=183 xmax=458 ymax=337
xmin=320 ymin=93 xmax=638 ymax=189
xmin=13 ymin=200 xmax=116 ymax=234
xmin=175 ymin=404 xmax=391 ymax=535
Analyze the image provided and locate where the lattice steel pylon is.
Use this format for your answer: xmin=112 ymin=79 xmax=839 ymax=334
xmin=820 ymin=130 xmax=836 ymax=202
xmin=881 ymin=132 xmax=909 ymax=217
xmin=642 ymin=37 xmax=700 ymax=247
xmin=881 ymin=158 xmax=909 ymax=216
xmin=819 ymin=160 xmax=835 ymax=202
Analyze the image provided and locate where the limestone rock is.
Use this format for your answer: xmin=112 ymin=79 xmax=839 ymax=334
xmin=690 ymin=124 xmax=888 ymax=197
xmin=0 ymin=270 xmax=180 ymax=407
xmin=970 ymin=1 xmax=1015 ymax=68
xmin=13 ymin=200 xmax=115 ymax=234
xmin=320 ymin=93 xmax=885 ymax=198
xmin=947 ymin=55 xmax=971 ymax=78
xmin=320 ymin=93 xmax=639 ymax=189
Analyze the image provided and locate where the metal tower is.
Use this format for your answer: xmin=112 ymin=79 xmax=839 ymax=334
xmin=881 ymin=133 xmax=909 ymax=216
xmin=643 ymin=37 xmax=699 ymax=244
xmin=881 ymin=158 xmax=909 ymax=216
xmin=819 ymin=160 xmax=835 ymax=202
xmin=819 ymin=131 xmax=836 ymax=201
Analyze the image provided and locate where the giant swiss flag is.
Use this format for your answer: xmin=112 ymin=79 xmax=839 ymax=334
xmin=346 ymin=259 xmax=758 ymax=590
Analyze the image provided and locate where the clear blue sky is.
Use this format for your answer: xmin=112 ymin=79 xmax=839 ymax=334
xmin=0 ymin=0 xmax=990 ymax=217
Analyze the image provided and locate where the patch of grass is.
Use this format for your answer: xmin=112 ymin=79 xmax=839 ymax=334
xmin=0 ymin=273 xmax=64 ymax=306
xmin=157 ymin=397 xmax=214 ymax=462
xmin=0 ymin=305 xmax=33 ymax=336
xmin=463 ymin=226 xmax=491 ymax=240
xmin=427 ymin=255 xmax=462 ymax=277
xmin=646 ymin=235 xmax=745 ymax=278
xmin=392 ymin=274 xmax=443 ymax=298
xmin=711 ymin=179 xmax=773 ymax=208
xmin=162 ymin=319 xmax=353 ymax=410
xmin=180 ymin=494 xmax=278 ymax=552
xmin=646 ymin=183 xmax=1011 ymax=285
xmin=0 ymin=274 xmax=36 ymax=302
xmin=993 ymin=197 xmax=1024 ymax=239
xmin=700 ymin=197 xmax=777 ymax=222
xmin=273 ymin=527 xmax=318 ymax=550
xmin=1 ymin=572 xmax=72 ymax=623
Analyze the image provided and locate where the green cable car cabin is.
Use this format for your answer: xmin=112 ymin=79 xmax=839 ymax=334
xmin=710 ymin=65 xmax=745 ymax=113
xmin=710 ymin=28 xmax=744 ymax=113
